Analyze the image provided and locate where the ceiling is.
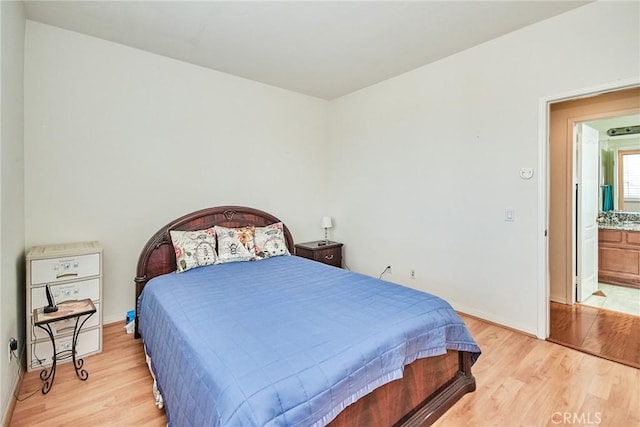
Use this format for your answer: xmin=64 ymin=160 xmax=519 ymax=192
xmin=23 ymin=1 xmax=590 ymax=100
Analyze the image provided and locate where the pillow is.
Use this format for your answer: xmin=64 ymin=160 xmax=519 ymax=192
xmin=169 ymin=227 xmax=217 ymax=273
xmin=214 ymin=225 xmax=256 ymax=263
xmin=254 ymin=222 xmax=290 ymax=259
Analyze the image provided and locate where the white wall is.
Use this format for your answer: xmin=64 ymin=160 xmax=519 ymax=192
xmin=327 ymin=1 xmax=640 ymax=335
xmin=20 ymin=2 xmax=640 ymax=340
xmin=24 ymin=21 xmax=329 ymax=323
xmin=0 ymin=1 xmax=25 ymax=424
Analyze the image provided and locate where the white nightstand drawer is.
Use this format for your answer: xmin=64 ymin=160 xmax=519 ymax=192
xmin=30 ymin=253 xmax=100 ymax=285
xmin=31 ymin=303 xmax=101 ymax=341
xmin=30 ymin=327 xmax=101 ymax=369
xmin=31 ymin=278 xmax=100 ymax=307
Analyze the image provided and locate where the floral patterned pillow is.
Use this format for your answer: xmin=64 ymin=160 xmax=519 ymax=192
xmin=169 ymin=227 xmax=218 ymax=273
xmin=214 ymin=225 xmax=256 ymax=263
xmin=254 ymin=222 xmax=290 ymax=259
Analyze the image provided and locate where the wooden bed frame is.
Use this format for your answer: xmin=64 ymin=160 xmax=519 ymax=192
xmin=134 ymin=206 xmax=476 ymax=426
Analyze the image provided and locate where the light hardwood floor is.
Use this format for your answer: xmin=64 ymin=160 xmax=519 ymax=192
xmin=10 ymin=317 xmax=640 ymax=426
xmin=10 ymin=323 xmax=166 ymax=426
xmin=434 ymin=315 xmax=639 ymax=427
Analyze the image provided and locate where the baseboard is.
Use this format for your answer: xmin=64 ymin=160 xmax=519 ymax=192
xmin=1 ymin=345 xmax=25 ymax=427
xmin=457 ymin=311 xmax=538 ymax=339
xmin=549 ymin=296 xmax=568 ymax=304
xmin=450 ymin=303 xmax=538 ymax=338
xmin=104 ymin=313 xmax=126 ymax=325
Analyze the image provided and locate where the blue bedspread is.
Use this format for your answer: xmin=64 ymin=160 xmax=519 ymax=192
xmin=138 ymin=255 xmax=480 ymax=427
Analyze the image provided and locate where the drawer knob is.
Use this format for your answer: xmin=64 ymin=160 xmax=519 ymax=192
xmin=325 ymin=254 xmax=334 ymax=260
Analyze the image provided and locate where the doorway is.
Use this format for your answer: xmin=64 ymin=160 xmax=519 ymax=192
xmin=548 ymin=86 xmax=640 ymax=306
xmin=547 ymin=86 xmax=640 ymax=367
xmin=576 ymin=114 xmax=640 ymax=316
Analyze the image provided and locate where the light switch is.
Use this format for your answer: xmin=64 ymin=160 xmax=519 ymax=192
xmin=505 ymin=208 xmax=514 ymax=222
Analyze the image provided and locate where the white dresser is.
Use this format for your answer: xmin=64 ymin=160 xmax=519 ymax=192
xmin=26 ymin=241 xmax=103 ymax=372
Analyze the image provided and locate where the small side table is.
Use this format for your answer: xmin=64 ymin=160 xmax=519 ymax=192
xmin=33 ymin=298 xmax=96 ymax=394
xmin=295 ymin=240 xmax=343 ymax=268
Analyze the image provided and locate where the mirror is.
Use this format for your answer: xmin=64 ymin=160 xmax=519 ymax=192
xmin=586 ymin=113 xmax=640 ymax=213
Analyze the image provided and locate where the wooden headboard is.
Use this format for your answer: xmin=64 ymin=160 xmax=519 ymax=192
xmin=133 ymin=205 xmax=294 ymax=338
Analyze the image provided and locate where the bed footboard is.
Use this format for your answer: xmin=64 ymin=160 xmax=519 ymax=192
xmin=329 ymin=351 xmax=475 ymax=427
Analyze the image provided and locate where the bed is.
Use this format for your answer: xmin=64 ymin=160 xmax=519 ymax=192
xmin=134 ymin=206 xmax=480 ymax=427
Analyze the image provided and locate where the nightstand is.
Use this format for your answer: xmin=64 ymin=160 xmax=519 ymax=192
xmin=295 ymin=241 xmax=343 ymax=268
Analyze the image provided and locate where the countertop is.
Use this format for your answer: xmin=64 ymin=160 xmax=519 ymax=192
xmin=598 ymin=223 xmax=640 ymax=232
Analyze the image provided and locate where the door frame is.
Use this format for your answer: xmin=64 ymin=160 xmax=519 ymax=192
xmin=537 ymin=77 xmax=640 ymax=339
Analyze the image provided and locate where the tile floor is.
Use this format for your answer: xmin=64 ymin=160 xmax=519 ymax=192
xmin=580 ymin=283 xmax=640 ymax=316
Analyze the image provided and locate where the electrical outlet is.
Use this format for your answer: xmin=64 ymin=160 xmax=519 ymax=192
xmin=410 ymin=269 xmax=416 ymax=279
xmin=379 ymin=265 xmax=392 ymax=279
xmin=8 ymin=338 xmax=17 ymax=361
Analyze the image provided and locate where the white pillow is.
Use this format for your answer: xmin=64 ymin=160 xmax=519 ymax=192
xmin=169 ymin=227 xmax=217 ymax=272
xmin=214 ymin=225 xmax=256 ymax=263
xmin=254 ymin=222 xmax=290 ymax=259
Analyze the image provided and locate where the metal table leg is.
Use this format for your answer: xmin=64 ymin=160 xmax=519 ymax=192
xmin=35 ymin=324 xmax=56 ymax=395
xmin=35 ymin=312 xmax=94 ymax=394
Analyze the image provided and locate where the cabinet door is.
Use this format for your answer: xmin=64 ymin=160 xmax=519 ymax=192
xmin=599 ymin=247 xmax=640 ymax=275
xmin=626 ymin=232 xmax=640 ymax=246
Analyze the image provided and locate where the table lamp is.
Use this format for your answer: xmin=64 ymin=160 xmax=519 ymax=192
xmin=321 ymin=216 xmax=333 ymax=244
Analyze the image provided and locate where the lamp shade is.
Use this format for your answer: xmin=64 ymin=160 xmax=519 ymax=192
xmin=321 ymin=216 xmax=333 ymax=229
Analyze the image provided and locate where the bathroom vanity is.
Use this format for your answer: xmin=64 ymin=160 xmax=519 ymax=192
xmin=598 ymin=228 xmax=640 ymax=289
